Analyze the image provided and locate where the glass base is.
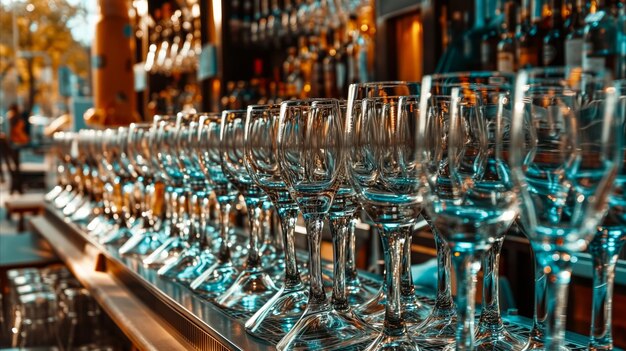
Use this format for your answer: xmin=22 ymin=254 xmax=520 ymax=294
xmin=214 ymin=268 xmax=279 ymax=312
xmin=411 ymin=307 xmax=456 ymax=346
xmin=157 ymin=244 xmax=212 ymax=279
xmin=142 ymin=236 xmax=187 ymax=267
xmin=174 ymin=249 xmax=216 ymax=284
xmin=45 ymin=185 xmax=64 ymax=202
xmin=521 ymin=338 xmax=570 ymax=351
xmin=474 ymin=325 xmax=526 ymax=350
xmin=98 ymin=226 xmax=133 ymax=246
xmin=68 ymin=200 xmax=93 ymax=222
xmin=245 ymin=283 xmax=309 ymax=344
xmin=346 ymin=278 xmax=377 ymax=306
xmin=189 ymin=261 xmax=239 ymax=299
xmin=86 ymin=216 xmax=112 ymax=235
xmin=54 ymin=191 xmax=76 ymax=209
xmin=62 ymin=195 xmax=86 ymax=216
xmin=211 ymin=232 xmax=248 ymax=267
xmin=276 ymin=304 xmax=374 ymax=351
xmin=355 ymin=287 xmax=430 ymax=329
xmin=364 ymin=328 xmax=421 ymax=351
xmin=118 ymin=232 xmax=163 ymax=257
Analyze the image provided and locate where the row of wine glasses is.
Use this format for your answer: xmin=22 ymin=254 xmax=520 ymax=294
xmin=46 ymin=69 xmax=625 ymax=351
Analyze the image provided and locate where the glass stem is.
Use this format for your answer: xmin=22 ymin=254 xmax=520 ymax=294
xmin=528 ymin=246 xmax=548 ymax=346
xmin=261 ymin=204 xmax=274 ymax=248
xmin=279 ymin=207 xmax=301 ymax=288
xmin=246 ymin=201 xmax=263 ymax=269
xmin=588 ymin=228 xmax=625 ymax=350
xmin=478 ymin=238 xmax=505 ymax=333
xmin=451 ymin=250 xmax=481 ymax=351
xmin=217 ymin=201 xmax=232 ymax=263
xmin=305 ymin=216 xmax=327 ymax=306
xmin=345 ymin=214 xmax=359 ymax=285
xmin=401 ymin=226 xmax=415 ymax=297
xmin=329 ymin=216 xmax=349 ymax=311
xmin=432 ymin=229 xmax=455 ymax=312
xmin=178 ymin=188 xmax=191 ymax=241
xmin=535 ymin=249 xmax=573 ymax=351
xmin=380 ymin=227 xmax=408 ymax=336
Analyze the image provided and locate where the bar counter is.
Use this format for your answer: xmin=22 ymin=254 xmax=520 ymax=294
xmin=30 ymin=205 xmax=603 ymax=351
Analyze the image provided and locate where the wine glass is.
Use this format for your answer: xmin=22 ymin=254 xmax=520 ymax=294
xmin=419 ymin=78 xmax=519 ymax=350
xmin=85 ymin=130 xmax=118 ymax=236
xmin=46 ymin=132 xmax=71 ymax=203
xmin=243 ymin=104 xmax=308 ymax=342
xmin=345 ymin=82 xmax=429 ymax=332
xmin=588 ymin=79 xmax=625 ymax=350
xmin=156 ymin=113 xmax=218 ymax=281
xmin=345 ymin=91 xmax=428 ymax=351
xmin=53 ymin=132 xmax=79 ymax=209
xmin=98 ymin=127 xmax=136 ymax=246
xmin=415 ymin=72 xmax=525 ymax=350
xmin=143 ymin=115 xmax=189 ymax=267
xmin=189 ymin=113 xmax=241 ymax=298
xmin=337 ymin=100 xmax=377 ymax=306
xmin=118 ymin=123 xmax=166 ymax=257
xmin=510 ymin=67 xmax=621 ymax=350
xmin=275 ymin=99 xmax=367 ymax=350
xmin=214 ymin=109 xmax=279 ymax=312
xmin=63 ymin=130 xmax=94 ymax=220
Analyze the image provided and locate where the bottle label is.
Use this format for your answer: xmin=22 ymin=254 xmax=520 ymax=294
xmin=481 ymin=41 xmax=491 ymax=66
xmin=565 ymin=38 xmax=583 ymax=67
xmin=497 ymin=52 xmax=515 ymax=72
xmin=543 ymin=44 xmax=557 ymax=67
xmin=518 ymin=47 xmax=538 ymax=68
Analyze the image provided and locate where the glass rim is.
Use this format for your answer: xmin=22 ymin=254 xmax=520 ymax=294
xmin=517 ymin=66 xmax=613 ymax=81
xmin=247 ymin=104 xmax=281 ymax=111
xmin=280 ymin=98 xmax=339 ymax=106
xmin=348 ymin=80 xmax=421 ymax=88
xmin=425 ymin=71 xmax=515 ymax=81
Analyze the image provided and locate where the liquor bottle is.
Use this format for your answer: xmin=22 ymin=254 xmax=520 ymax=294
xmin=617 ymin=2 xmax=625 ymax=78
xmin=498 ymin=1 xmax=518 ymax=72
xmin=583 ymin=0 xmax=618 ymax=74
xmin=332 ymin=28 xmax=348 ymax=95
xmin=543 ymin=0 xmax=565 ymax=66
xmin=309 ymin=35 xmax=323 ymax=98
xmin=481 ymin=0 xmax=504 ymax=70
xmin=241 ymin=0 xmax=253 ymax=44
xmin=297 ymin=36 xmax=313 ymax=98
xmin=258 ymin=0 xmax=270 ymax=44
xmin=517 ymin=0 xmax=550 ymax=68
xmin=323 ymin=30 xmax=339 ymax=98
xmin=565 ymin=0 xmax=587 ymax=66
xmin=229 ymin=0 xmax=242 ymax=44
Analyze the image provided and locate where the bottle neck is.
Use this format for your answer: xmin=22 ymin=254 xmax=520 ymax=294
xmin=549 ymin=0 xmax=564 ymax=27
xmin=530 ymin=0 xmax=547 ymax=23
